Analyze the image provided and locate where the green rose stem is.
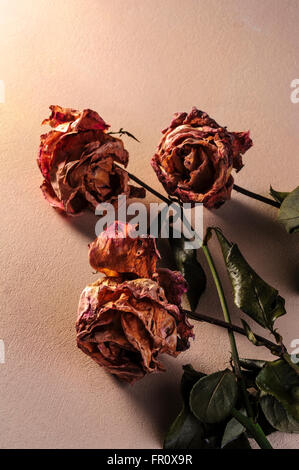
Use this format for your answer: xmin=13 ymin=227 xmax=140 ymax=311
xmin=231 ymin=409 xmax=273 ymax=450
xmin=123 ymin=168 xmax=273 ymax=449
xmin=201 ymin=243 xmax=272 ymax=449
xmin=201 ymin=243 xmax=252 ymax=410
xmin=233 ymin=184 xmax=280 ymax=208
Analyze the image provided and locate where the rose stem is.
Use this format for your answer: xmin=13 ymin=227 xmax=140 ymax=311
xmin=185 ymin=310 xmax=281 ymax=354
xmin=124 ymin=168 xmax=272 ymax=448
xmin=201 ymin=244 xmax=252 ymax=409
xmin=125 ymin=169 xmax=173 ymax=205
xmin=231 ymin=409 xmax=273 ymax=450
xmin=201 ymin=243 xmax=272 ymax=448
xmin=233 ymin=184 xmax=280 ymax=208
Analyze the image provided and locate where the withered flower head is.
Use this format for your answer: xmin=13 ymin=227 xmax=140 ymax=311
xmin=151 ymin=107 xmax=252 ymax=209
xmin=76 ymin=222 xmax=193 ymax=383
xmin=38 ymin=105 xmax=145 ymax=215
xmin=88 ymin=221 xmax=160 ymax=278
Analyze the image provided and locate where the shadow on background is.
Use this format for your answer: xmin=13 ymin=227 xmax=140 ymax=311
xmin=63 ymin=210 xmax=98 ymax=242
xmin=121 ymin=357 xmax=183 ymax=446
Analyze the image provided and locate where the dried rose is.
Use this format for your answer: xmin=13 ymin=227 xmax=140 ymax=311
xmin=76 ymin=222 xmax=193 ymax=383
xmin=76 ymin=276 xmax=192 ymax=384
xmin=151 ymin=107 xmax=252 ymax=208
xmin=38 ymin=105 xmax=145 ymax=215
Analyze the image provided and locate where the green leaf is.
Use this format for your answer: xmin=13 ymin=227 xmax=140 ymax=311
xmin=240 ymin=358 xmax=268 ymax=372
xmin=164 ymin=365 xmax=207 ymax=449
xmin=277 ymin=186 xmax=299 ymax=233
xmin=242 ymin=370 xmax=259 ymax=389
xmin=256 ymin=358 xmax=299 ymax=421
xmin=164 ymin=407 xmax=205 ymax=449
xmin=190 ymin=369 xmax=238 ymax=424
xmin=260 ymin=395 xmax=299 ymax=433
xmin=221 ymin=410 xmax=246 ymax=448
xmin=231 ymin=408 xmax=273 ymax=448
xmin=222 ymin=433 xmax=251 ymax=449
xmin=170 ymin=236 xmax=206 ymax=311
xmin=181 ymin=364 xmax=206 ymax=404
xmin=256 ymin=403 xmax=277 ymax=436
xmin=212 ymin=227 xmax=286 ymax=330
xmin=241 ymin=320 xmax=280 ymax=355
xmin=269 ymin=186 xmax=289 ymax=204
xmin=241 ymin=319 xmax=265 ymax=347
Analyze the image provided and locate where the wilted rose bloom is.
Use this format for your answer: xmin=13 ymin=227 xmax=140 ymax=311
xmin=76 ymin=222 xmax=193 ymax=383
xmin=151 ymin=107 xmax=252 ymax=208
xmin=38 ymin=105 xmax=145 ymax=215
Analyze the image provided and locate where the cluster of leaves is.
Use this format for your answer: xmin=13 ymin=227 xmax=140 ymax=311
xmin=270 ymin=186 xmax=299 ymax=233
xmin=165 ymin=358 xmax=299 ymax=449
xmin=164 ymin=227 xmax=299 ymax=449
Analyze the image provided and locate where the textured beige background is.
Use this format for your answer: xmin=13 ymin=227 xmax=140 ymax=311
xmin=0 ymin=0 xmax=299 ymax=449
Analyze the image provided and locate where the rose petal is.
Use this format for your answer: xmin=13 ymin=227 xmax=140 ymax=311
xmin=40 ymin=180 xmax=66 ymax=212
xmin=42 ymin=105 xmax=109 ymax=132
xmin=231 ymin=131 xmax=252 ymax=171
xmin=153 ymin=268 xmax=187 ymax=306
xmin=89 ymin=222 xmax=160 ymax=279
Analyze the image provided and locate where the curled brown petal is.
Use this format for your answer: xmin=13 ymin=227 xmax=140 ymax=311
xmin=88 ymin=222 xmax=160 ymax=279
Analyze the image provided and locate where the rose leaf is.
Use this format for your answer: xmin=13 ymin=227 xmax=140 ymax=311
xmin=190 ymin=369 xmax=238 ymax=424
xmin=256 ymin=358 xmax=299 ymax=421
xmin=210 ymin=227 xmax=286 ymax=330
xmin=241 ymin=319 xmax=266 ymax=347
xmin=181 ymin=364 xmax=206 ymax=404
xmin=239 ymin=358 xmax=268 ymax=372
xmin=276 ymin=186 xmax=299 ymax=234
xmin=260 ymin=395 xmax=299 ymax=433
xmin=169 ymin=236 xmax=206 ymax=311
xmin=163 ymin=407 xmax=205 ymax=449
xmin=222 ymin=433 xmax=251 ymax=449
xmin=269 ymin=186 xmax=289 ymax=204
xmin=164 ymin=365 xmax=207 ymax=449
xmin=221 ymin=410 xmax=246 ymax=448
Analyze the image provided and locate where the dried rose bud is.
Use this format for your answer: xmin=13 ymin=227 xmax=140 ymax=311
xmin=88 ymin=221 xmax=160 ymax=278
xmin=151 ymin=107 xmax=252 ymax=209
xmin=38 ymin=105 xmax=145 ymax=215
xmin=76 ymin=276 xmax=193 ymax=384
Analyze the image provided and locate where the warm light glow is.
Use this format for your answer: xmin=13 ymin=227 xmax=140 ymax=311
xmin=0 ymin=80 xmax=5 ymax=103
